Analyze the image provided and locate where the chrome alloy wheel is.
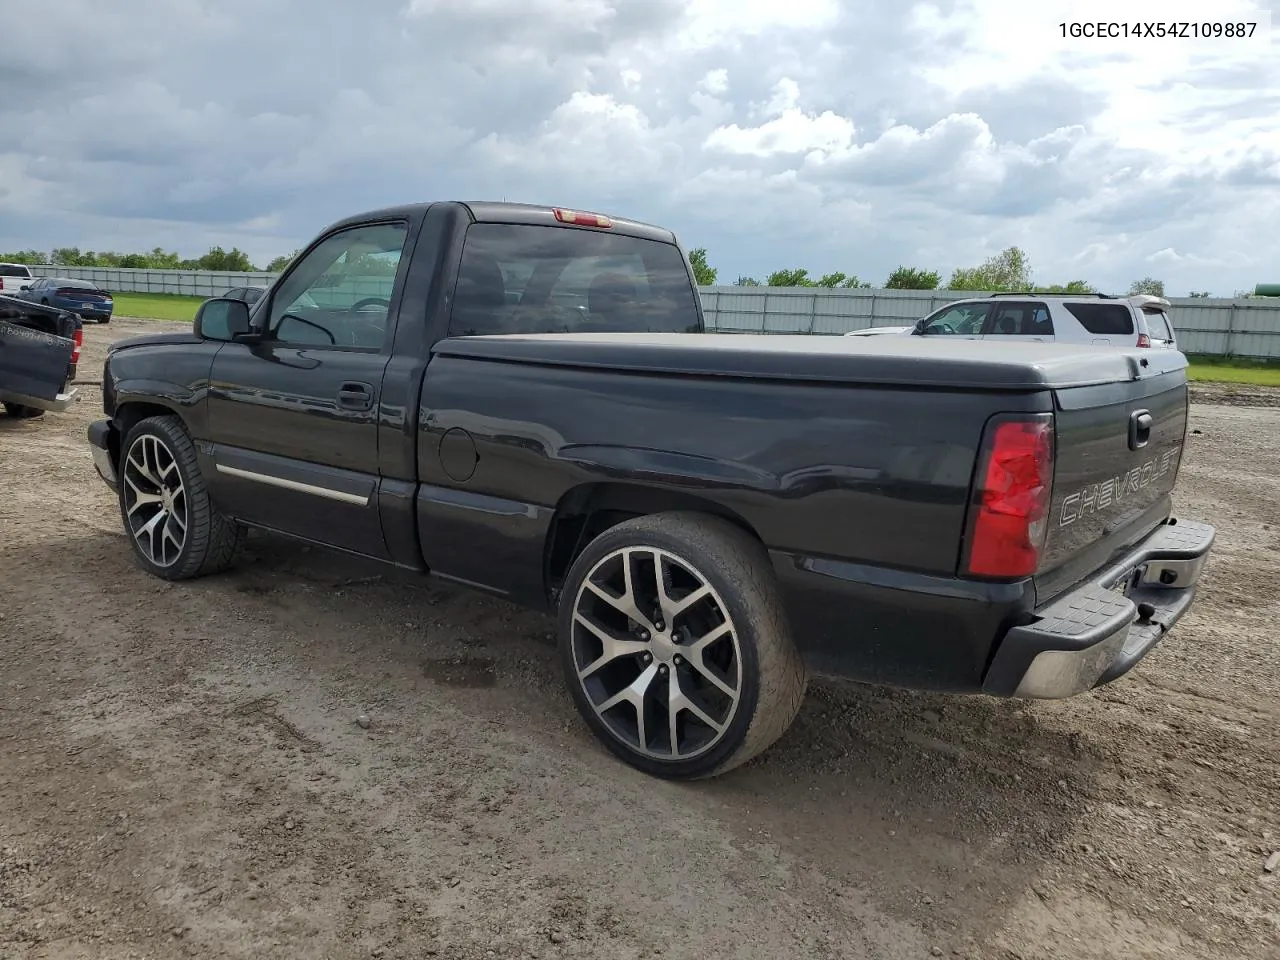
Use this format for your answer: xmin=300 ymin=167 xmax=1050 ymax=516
xmin=570 ymin=546 xmax=744 ymax=760
xmin=122 ymin=434 xmax=188 ymax=568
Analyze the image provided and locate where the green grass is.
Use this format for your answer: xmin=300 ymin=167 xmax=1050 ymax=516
xmin=113 ymin=292 xmax=205 ymax=323
xmin=1185 ymin=354 xmax=1280 ymax=387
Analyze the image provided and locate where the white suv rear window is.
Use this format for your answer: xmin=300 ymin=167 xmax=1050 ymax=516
xmin=1144 ymin=309 xmax=1173 ymax=341
xmin=0 ymin=264 xmax=33 ymax=278
xmin=1063 ymin=302 xmax=1134 ymax=335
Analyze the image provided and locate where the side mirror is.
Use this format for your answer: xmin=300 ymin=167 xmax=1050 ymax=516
xmin=194 ymin=297 xmax=253 ymax=341
xmin=19 ymin=285 xmax=29 ymax=291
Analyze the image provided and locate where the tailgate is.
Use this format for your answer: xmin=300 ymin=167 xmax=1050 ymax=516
xmin=1036 ymin=352 xmax=1189 ymax=603
xmin=0 ymin=318 xmax=75 ymax=404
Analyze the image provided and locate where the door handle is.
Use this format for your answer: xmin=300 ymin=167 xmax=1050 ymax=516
xmin=1129 ymin=409 xmax=1153 ymax=449
xmin=337 ymin=382 xmax=373 ymax=411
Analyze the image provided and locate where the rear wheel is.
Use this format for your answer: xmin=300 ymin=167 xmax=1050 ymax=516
xmin=558 ymin=512 xmax=807 ymax=779
xmin=119 ymin=415 xmax=243 ymax=580
xmin=2 ymin=403 xmax=43 ymax=419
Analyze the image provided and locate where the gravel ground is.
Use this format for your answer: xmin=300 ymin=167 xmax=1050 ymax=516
xmin=2 ymin=318 xmax=1277 ymax=960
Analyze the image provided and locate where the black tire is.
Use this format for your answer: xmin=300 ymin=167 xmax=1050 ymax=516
xmin=3 ymin=403 xmax=43 ymax=419
xmin=118 ymin=414 xmax=243 ymax=580
xmin=558 ymin=512 xmax=808 ymax=779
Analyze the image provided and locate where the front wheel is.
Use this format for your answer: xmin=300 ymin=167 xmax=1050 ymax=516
xmin=118 ymin=415 xmax=243 ymax=580
xmin=558 ymin=512 xmax=808 ymax=779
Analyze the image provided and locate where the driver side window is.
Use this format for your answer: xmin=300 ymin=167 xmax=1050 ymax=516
xmin=267 ymin=222 xmax=407 ymax=349
xmin=919 ymin=303 xmax=990 ymax=335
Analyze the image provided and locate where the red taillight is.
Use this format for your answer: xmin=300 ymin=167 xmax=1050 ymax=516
xmin=71 ymin=327 xmax=83 ymax=364
xmin=964 ymin=415 xmax=1054 ymax=579
xmin=553 ymin=207 xmax=613 ymax=228
xmin=1136 ymin=333 xmax=1151 ymax=348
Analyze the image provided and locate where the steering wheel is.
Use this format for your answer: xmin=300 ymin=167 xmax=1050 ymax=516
xmin=348 ymin=297 xmax=390 ymax=314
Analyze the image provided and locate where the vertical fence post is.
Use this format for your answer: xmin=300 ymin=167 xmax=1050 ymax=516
xmin=1225 ymin=301 xmax=1238 ymax=358
xmin=808 ymin=290 xmax=818 ymax=334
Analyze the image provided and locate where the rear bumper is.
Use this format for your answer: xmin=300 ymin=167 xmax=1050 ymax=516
xmin=88 ymin=418 xmax=119 ymax=490
xmin=982 ymin=518 xmax=1216 ymax=699
xmin=0 ymin=386 xmax=78 ymax=413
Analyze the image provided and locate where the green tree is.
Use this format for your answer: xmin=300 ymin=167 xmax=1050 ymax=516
xmin=0 ymin=250 xmax=48 ymax=265
xmin=766 ymin=268 xmax=816 ymax=287
xmin=947 ymin=246 xmax=1032 ymax=292
xmin=814 ymin=272 xmax=871 ymax=288
xmin=884 ymin=266 xmax=941 ymax=290
xmin=734 ymin=276 xmax=761 ymax=286
xmin=1187 ymin=290 xmax=1211 ymax=298
xmin=1127 ymin=277 xmax=1165 ymax=297
xmin=687 ymin=247 xmax=717 ymax=286
xmin=197 ymin=246 xmax=257 ymax=271
xmin=266 ymin=251 xmax=299 ymax=273
xmin=1035 ymin=279 xmax=1096 ymax=294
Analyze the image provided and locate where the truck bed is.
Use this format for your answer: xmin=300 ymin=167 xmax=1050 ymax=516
xmin=434 ymin=332 xmax=1186 ymax=391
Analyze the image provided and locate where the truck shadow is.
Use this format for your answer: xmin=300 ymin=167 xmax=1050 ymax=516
xmin=38 ymin=528 xmax=1097 ymax=951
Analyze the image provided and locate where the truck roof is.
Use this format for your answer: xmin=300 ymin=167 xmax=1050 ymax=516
xmin=434 ymin=332 xmax=1188 ymax=391
xmin=323 ymin=201 xmax=678 ymax=244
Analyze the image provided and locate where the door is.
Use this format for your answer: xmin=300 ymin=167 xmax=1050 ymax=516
xmin=915 ymin=301 xmax=991 ymax=339
xmin=981 ymin=301 xmax=1055 ymax=343
xmin=203 ymin=220 xmax=409 ymax=559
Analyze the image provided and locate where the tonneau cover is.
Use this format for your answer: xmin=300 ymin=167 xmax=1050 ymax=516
xmin=434 ymin=332 xmax=1187 ymax=392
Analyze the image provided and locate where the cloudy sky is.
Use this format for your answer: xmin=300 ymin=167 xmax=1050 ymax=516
xmin=1 ymin=0 xmax=1277 ymax=295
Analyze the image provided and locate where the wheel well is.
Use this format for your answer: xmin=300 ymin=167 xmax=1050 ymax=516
xmin=111 ymin=402 xmax=180 ymax=463
xmin=544 ymin=483 xmax=763 ymax=601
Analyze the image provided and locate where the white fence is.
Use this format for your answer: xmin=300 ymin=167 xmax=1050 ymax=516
xmin=27 ymin=265 xmax=279 ymax=298
xmin=22 ymin=265 xmax=1280 ymax=359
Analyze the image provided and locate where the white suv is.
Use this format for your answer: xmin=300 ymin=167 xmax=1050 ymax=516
xmin=847 ymin=294 xmax=1178 ymax=349
xmin=0 ymin=263 xmax=34 ymax=297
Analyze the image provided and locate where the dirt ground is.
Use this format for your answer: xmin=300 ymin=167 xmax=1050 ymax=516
xmin=2 ymin=317 xmax=1277 ymax=960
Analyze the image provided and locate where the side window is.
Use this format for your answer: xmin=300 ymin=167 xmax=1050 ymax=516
xmin=918 ymin=303 xmax=990 ymax=335
xmin=986 ymin=302 xmax=1053 ymax=335
xmin=1063 ymin=302 xmax=1134 ymax=335
xmin=266 ymin=221 xmax=407 ymax=349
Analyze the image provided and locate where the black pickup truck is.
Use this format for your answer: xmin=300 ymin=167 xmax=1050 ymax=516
xmin=85 ymin=201 xmax=1215 ymax=779
xmin=0 ymin=295 xmax=83 ymax=418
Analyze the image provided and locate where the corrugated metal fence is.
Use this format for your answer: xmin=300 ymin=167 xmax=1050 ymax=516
xmin=24 ymin=266 xmax=1280 ymax=359
xmin=27 ymin=265 xmax=279 ymax=298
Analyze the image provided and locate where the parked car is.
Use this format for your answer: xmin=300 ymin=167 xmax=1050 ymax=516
xmin=0 ymin=295 xmax=83 ymax=418
xmin=220 ymin=285 xmax=267 ymax=305
xmin=0 ymin=262 xmax=34 ymax=297
xmin=846 ymin=293 xmax=1178 ymax=348
xmin=85 ymin=201 xmax=1214 ymax=780
xmin=14 ymin=276 xmax=114 ymax=323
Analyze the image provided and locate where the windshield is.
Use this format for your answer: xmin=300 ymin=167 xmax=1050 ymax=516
xmin=449 ymin=223 xmax=702 ymax=336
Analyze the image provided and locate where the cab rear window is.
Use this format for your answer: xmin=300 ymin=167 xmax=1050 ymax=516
xmin=449 ymin=224 xmax=701 ymax=337
xmin=0 ymin=265 xmax=33 ymax=278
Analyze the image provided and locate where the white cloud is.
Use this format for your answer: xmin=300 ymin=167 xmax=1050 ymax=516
xmin=704 ymin=79 xmax=857 ymax=158
xmin=0 ymin=0 xmax=1277 ymax=296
